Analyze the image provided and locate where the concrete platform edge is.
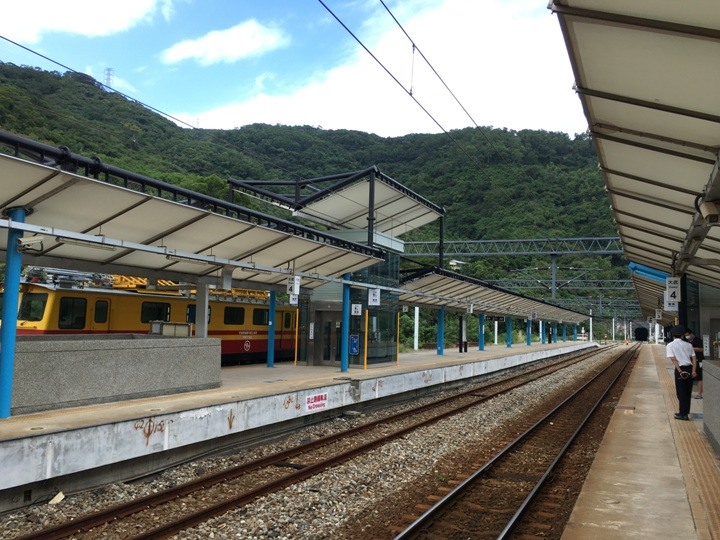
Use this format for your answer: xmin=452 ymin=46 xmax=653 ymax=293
xmin=0 ymin=344 xmax=589 ymax=492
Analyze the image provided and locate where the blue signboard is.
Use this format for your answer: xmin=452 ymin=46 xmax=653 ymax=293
xmin=350 ymin=334 xmax=360 ymax=355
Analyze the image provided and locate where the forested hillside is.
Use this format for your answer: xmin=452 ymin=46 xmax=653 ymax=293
xmin=0 ymin=62 xmax=623 ymax=290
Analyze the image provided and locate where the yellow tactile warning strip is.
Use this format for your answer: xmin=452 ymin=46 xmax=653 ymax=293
xmin=653 ymin=345 xmax=720 ymax=540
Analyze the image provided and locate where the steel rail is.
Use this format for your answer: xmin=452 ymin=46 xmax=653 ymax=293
xmin=394 ymin=344 xmax=637 ymax=539
xmin=15 ymin=348 xmax=600 ymax=540
xmin=127 ymin=351 xmax=601 ymax=539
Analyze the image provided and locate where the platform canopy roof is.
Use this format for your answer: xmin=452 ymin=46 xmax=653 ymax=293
xmin=630 ymin=273 xmax=673 ymax=326
xmin=229 ymin=166 xmax=445 ymax=238
xmin=0 ymin=137 xmax=383 ymax=291
xmin=552 ymin=1 xmax=720 ymax=314
xmin=399 ymin=267 xmax=588 ymax=324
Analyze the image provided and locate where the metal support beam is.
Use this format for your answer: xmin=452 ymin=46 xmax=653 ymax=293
xmin=403 ymin=237 xmax=623 ymax=257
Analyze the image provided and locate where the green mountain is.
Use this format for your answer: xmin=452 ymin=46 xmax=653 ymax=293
xmin=0 ymin=62 xmax=622 ymax=291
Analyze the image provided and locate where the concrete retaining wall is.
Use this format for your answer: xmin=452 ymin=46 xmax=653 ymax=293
xmin=11 ymin=335 xmax=221 ymax=415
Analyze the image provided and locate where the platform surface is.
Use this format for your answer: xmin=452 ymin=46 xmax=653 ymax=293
xmin=562 ymin=344 xmax=720 ymax=540
xmin=0 ymin=341 xmax=575 ymax=440
xmin=2 ymin=340 xmax=718 ymax=540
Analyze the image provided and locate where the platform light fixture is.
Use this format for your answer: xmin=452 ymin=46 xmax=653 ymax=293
xmin=165 ymin=254 xmax=207 ymax=266
xmin=55 ymin=236 xmax=117 ymax=251
xmin=238 ymin=264 xmax=272 ymax=275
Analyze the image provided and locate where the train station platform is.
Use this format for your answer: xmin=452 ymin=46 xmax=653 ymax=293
xmin=562 ymin=343 xmax=720 ymax=540
xmin=0 ymin=340 xmax=590 ymax=512
xmin=4 ymin=339 xmax=718 ymax=540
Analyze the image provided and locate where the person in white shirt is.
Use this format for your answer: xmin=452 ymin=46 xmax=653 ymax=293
xmin=666 ymin=325 xmax=697 ymax=420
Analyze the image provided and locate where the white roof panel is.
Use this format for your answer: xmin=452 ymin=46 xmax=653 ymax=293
xmin=0 ymin=153 xmax=382 ymax=289
xmin=400 ymin=268 xmax=587 ymax=324
xmin=552 ymin=0 xmax=720 ymax=314
xmin=302 ymin=180 xmax=442 ymax=236
xmin=232 ymin=167 xmax=445 ymax=238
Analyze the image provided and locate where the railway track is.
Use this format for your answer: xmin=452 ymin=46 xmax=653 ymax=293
xmin=14 ymin=348 xmax=610 ymax=540
xmin=393 ymin=343 xmax=639 ymax=539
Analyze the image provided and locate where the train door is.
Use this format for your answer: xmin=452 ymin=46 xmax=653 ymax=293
xmin=90 ymin=297 xmax=111 ymax=332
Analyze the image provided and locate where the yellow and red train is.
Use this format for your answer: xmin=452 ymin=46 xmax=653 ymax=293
xmin=2 ymin=269 xmax=298 ymax=363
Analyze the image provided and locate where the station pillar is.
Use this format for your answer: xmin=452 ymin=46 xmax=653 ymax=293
xmin=437 ymin=307 xmax=445 ymax=356
xmin=340 ymin=274 xmax=351 ymax=372
xmin=1 ymin=207 xmax=26 ymax=419
xmin=478 ymin=312 xmax=485 ymax=351
xmin=541 ymin=321 xmax=546 ymax=344
xmin=459 ymin=315 xmax=467 ymax=353
xmin=506 ymin=316 xmax=513 ymax=348
xmin=562 ymin=323 xmax=567 ymax=342
xmin=266 ymin=291 xmax=276 ymax=367
xmin=526 ymin=319 xmax=532 ymax=346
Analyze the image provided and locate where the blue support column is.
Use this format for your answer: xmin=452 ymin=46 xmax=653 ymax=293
xmin=553 ymin=322 xmax=558 ymax=344
xmin=541 ymin=321 xmax=546 ymax=344
xmin=266 ymin=290 xmax=276 ymax=367
xmin=1 ymin=207 xmax=27 ymax=418
xmin=526 ymin=319 xmax=532 ymax=346
xmin=340 ymin=274 xmax=351 ymax=372
xmin=436 ymin=307 xmax=445 ymax=355
xmin=506 ymin=316 xmax=513 ymax=348
xmin=562 ymin=323 xmax=567 ymax=342
xmin=573 ymin=323 xmax=578 ymax=341
xmin=478 ymin=312 xmax=485 ymax=351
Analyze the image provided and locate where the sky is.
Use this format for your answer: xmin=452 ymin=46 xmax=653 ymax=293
xmin=0 ymin=0 xmax=588 ymax=138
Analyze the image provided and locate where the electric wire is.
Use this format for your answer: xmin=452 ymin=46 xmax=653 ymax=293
xmin=0 ymin=8 xmax=517 ymax=226
xmin=317 ymin=0 xmax=484 ymax=169
xmin=377 ymin=0 xmax=512 ymax=165
xmin=0 ymin=35 xmax=193 ymax=131
xmin=0 ymin=33 xmax=407 ymax=233
xmin=0 ymin=34 xmax=304 ymax=183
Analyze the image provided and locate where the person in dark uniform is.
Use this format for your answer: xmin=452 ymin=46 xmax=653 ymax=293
xmin=684 ymin=329 xmax=704 ymax=399
xmin=666 ymin=325 xmax=697 ymax=420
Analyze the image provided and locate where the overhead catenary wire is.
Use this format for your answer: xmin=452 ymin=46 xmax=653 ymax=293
xmin=0 ymin=32 xmax=414 ymax=232
xmin=317 ymin=0 xmax=484 ymax=170
xmin=377 ymin=0 xmax=512 ymax=166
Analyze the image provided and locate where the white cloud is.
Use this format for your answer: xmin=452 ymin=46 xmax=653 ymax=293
xmin=0 ymin=0 xmax=174 ymax=44
xmin=160 ymin=19 xmax=290 ymax=66
xmin=253 ymin=73 xmax=275 ymax=93
xmin=159 ymin=0 xmax=177 ymax=22
xmin=174 ymin=0 xmax=586 ymax=137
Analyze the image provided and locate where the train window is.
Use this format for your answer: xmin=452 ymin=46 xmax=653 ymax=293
xmin=253 ymin=308 xmax=269 ymax=326
xmin=94 ymin=300 xmax=109 ymax=324
xmin=224 ymin=307 xmax=245 ymax=325
xmin=284 ymin=312 xmax=292 ymax=329
xmin=59 ymin=297 xmax=87 ymax=329
xmin=141 ymin=302 xmax=170 ymax=323
xmin=186 ymin=305 xmax=211 ymax=324
xmin=18 ymin=293 xmax=48 ymax=322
